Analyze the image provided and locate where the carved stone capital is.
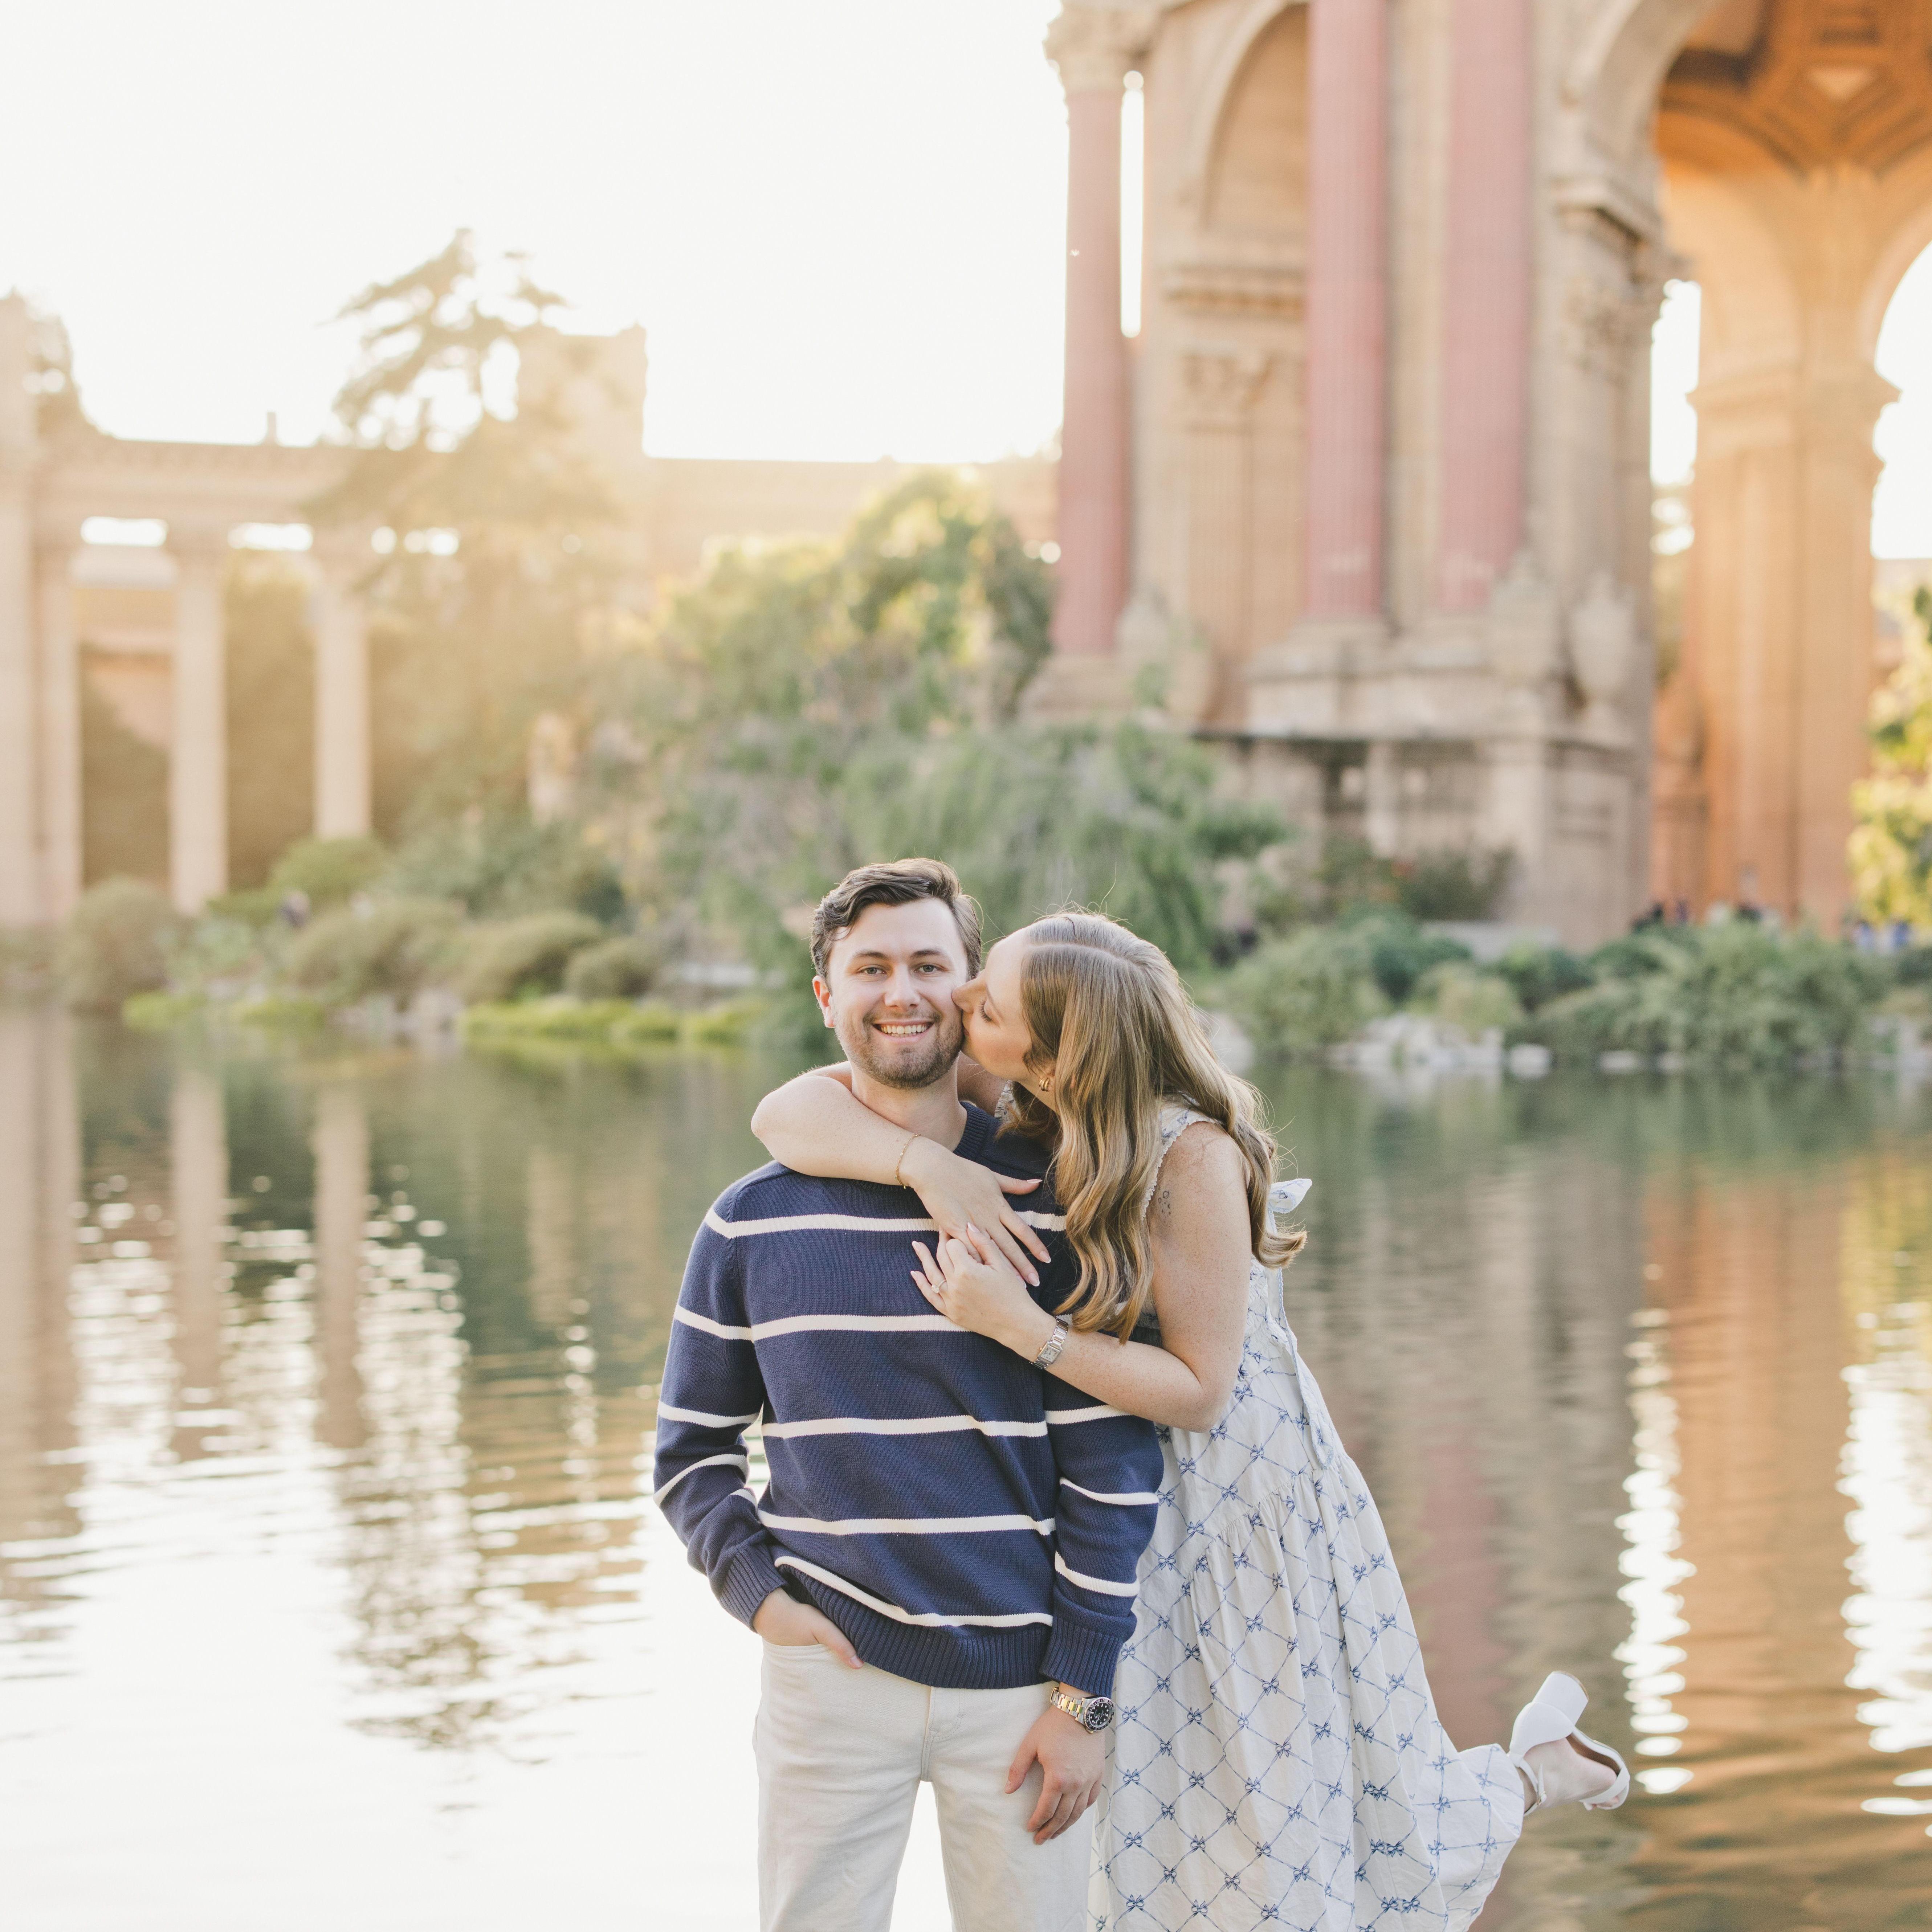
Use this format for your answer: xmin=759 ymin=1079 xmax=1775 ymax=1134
xmin=1045 ymin=4 xmax=1157 ymax=94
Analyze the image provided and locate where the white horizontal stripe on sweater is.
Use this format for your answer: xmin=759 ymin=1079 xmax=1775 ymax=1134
xmin=675 ymin=1306 xmax=958 ymax=1342
xmin=1059 ymin=1476 xmax=1159 ymax=1506
xmin=652 ymin=1451 xmax=749 ymax=1505
xmin=1054 ymin=1553 xmax=1139 ymax=1598
xmin=764 ymin=1414 xmax=1048 ymax=1440
xmin=656 ymin=1402 xmax=765 ymax=1429
xmin=704 ymin=1207 xmax=1067 ymax=1239
xmin=1043 ymin=1403 xmax=1125 ymax=1425
xmin=760 ymin=1509 xmax=1053 ymax=1537
xmin=776 ymin=1553 xmax=1054 ymax=1629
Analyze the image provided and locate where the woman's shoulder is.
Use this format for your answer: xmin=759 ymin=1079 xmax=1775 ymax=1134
xmin=1151 ymin=1103 xmax=1244 ymax=1197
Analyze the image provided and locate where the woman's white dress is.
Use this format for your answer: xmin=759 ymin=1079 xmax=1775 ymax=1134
xmin=1090 ymin=1105 xmax=1524 ymax=1930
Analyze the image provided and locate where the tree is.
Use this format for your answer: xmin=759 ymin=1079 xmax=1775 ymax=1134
xmin=307 ymin=232 xmax=634 ymax=832
xmin=584 ymin=472 xmax=1277 ymax=971
xmin=1851 ymin=587 xmax=1932 ymax=926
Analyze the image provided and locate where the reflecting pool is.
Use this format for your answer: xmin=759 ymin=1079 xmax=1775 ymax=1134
xmin=2 ymin=1010 xmax=1931 ymax=1929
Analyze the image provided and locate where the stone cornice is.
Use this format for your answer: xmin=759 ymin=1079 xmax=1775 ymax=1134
xmin=1162 ymin=256 xmax=1305 ymax=319
xmin=33 ymin=432 xmax=347 ymax=538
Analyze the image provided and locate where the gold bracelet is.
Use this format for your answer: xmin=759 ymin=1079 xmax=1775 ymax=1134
xmin=893 ymin=1133 xmax=918 ymax=1189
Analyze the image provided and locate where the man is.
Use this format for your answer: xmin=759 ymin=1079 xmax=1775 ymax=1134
xmin=653 ymin=858 xmax=1161 ymax=1931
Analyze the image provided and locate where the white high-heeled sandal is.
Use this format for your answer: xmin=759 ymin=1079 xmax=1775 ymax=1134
xmin=1508 ymin=1671 xmax=1631 ymax=1812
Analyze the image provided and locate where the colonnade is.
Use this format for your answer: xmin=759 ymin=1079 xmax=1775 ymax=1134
xmin=1048 ymin=0 xmax=1546 ymax=662
xmin=17 ymin=517 xmax=371 ymax=922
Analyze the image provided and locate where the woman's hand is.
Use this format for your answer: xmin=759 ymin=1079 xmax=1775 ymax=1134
xmin=911 ymin=1226 xmax=1056 ymax=1359
xmin=899 ymin=1139 xmax=1049 ymax=1288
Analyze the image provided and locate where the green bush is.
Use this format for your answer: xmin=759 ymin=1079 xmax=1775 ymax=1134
xmin=564 ymin=933 xmax=665 ymax=1000
xmin=1493 ymin=943 xmax=1594 ymax=1013
xmin=268 ymin=835 xmax=387 ymax=910
xmin=1222 ymin=926 xmax=1388 ymax=1057
xmin=57 ymin=878 xmax=180 ymax=1011
xmin=284 ymin=898 xmax=463 ymax=1006
xmin=1352 ymin=912 xmax=1471 ymax=1005
xmin=1414 ymin=961 xmax=1522 ymax=1037
xmin=685 ymin=996 xmax=765 ymax=1046
xmin=454 ymin=913 xmax=605 ymax=1004
xmin=1394 ymin=847 xmax=1513 ymax=921
xmin=1516 ymin=924 xmax=1889 ymax=1067
xmin=612 ymin=1001 xmax=685 ymax=1045
xmin=122 ymin=990 xmax=204 ymax=1030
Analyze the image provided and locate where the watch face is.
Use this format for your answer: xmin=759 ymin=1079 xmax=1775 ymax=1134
xmin=1083 ymin=1696 xmax=1116 ymax=1732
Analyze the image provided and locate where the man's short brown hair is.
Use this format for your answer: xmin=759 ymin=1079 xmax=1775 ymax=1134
xmin=810 ymin=858 xmax=983 ymax=980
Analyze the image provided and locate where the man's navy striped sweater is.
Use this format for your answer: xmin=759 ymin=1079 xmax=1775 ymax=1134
xmin=652 ymin=1103 xmax=1161 ymax=1695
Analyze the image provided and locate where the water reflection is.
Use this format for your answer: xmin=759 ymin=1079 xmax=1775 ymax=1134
xmin=0 ymin=1022 xmax=1929 ymax=1929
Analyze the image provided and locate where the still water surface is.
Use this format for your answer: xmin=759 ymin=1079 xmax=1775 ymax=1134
xmin=4 ymin=1012 xmax=1932 ymax=1929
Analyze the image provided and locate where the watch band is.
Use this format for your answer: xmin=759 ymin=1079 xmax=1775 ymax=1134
xmin=1032 ymin=1319 xmax=1069 ymax=1370
xmin=1049 ymin=1684 xmax=1116 ymax=1731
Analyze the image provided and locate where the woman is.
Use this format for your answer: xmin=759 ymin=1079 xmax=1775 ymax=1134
xmin=752 ymin=910 xmax=1626 ymax=1930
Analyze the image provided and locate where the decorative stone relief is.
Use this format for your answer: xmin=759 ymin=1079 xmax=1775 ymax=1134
xmin=1179 ymin=346 xmax=1273 ymax=428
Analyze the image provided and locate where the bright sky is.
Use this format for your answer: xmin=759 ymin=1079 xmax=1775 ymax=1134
xmin=2 ymin=0 xmax=1928 ymax=552
xmin=1 ymin=0 xmax=1067 ymax=463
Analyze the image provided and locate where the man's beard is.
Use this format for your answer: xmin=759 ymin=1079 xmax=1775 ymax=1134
xmin=840 ymin=1004 xmax=965 ymax=1090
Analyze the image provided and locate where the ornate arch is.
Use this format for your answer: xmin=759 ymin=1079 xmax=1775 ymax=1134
xmin=1565 ymin=0 xmax=1721 ymax=167
xmin=1176 ymin=0 xmax=1305 ymax=213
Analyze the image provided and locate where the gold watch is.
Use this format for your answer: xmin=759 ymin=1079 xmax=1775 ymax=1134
xmin=1049 ymin=1684 xmax=1116 ymax=1732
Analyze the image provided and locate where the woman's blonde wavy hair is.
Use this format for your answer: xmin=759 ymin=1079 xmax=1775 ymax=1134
xmin=1002 ymin=911 xmax=1304 ymax=1339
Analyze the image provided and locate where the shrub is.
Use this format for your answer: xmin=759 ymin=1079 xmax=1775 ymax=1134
xmin=268 ymin=835 xmax=388 ymax=910
xmin=454 ymin=913 xmax=604 ymax=1004
xmin=1222 ymin=926 xmax=1388 ymax=1057
xmin=1414 ymin=962 xmax=1522 ymax=1037
xmin=1515 ymin=924 xmax=1890 ymax=1067
xmin=122 ymin=990 xmax=204 ymax=1030
xmin=1493 ymin=943 xmax=1594 ymax=1014
xmin=57 ymin=878 xmax=180 ymax=1011
xmin=284 ymin=898 xmax=463 ymax=1006
xmin=685 ymin=996 xmax=765 ymax=1046
xmin=1352 ymin=912 xmax=1471 ymax=1005
xmin=612 ymin=1001 xmax=685 ymax=1045
xmin=564 ymin=933 xmax=665 ymax=1001
xmin=1394 ymin=847 xmax=1513 ymax=921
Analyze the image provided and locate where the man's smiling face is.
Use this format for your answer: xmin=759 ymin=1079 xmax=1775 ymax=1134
xmin=813 ymin=898 xmax=969 ymax=1090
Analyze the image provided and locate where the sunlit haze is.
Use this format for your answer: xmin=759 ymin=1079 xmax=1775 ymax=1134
xmin=1 ymin=1 xmax=1064 ymax=462
xmin=2 ymin=0 xmax=1928 ymax=551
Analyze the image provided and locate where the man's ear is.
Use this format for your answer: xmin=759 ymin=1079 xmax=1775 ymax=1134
xmin=811 ymin=975 xmax=835 ymax=1028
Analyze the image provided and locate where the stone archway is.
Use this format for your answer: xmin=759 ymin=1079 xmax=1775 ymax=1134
xmin=1642 ymin=0 xmax=1932 ymax=921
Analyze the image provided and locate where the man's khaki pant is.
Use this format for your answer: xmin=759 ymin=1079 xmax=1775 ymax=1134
xmin=754 ymin=1641 xmax=1090 ymax=1932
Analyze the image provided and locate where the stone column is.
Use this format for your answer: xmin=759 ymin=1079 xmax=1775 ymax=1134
xmin=310 ymin=539 xmax=372 ymax=840
xmin=1435 ymin=0 xmax=1534 ymax=612
xmin=36 ymin=536 xmax=82 ymax=921
xmin=1302 ymin=0 xmax=1388 ymax=626
xmin=1044 ymin=6 xmax=1152 ymax=661
xmin=168 ymin=526 xmax=229 ymax=913
xmin=1181 ymin=347 xmax=1274 ymax=723
xmin=0 ymin=296 xmax=38 ymax=927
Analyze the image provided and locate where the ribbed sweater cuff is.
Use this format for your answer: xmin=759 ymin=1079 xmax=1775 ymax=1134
xmin=720 ymin=1544 xmax=789 ymax=1629
xmin=1041 ymin=1617 xmax=1124 ymax=1698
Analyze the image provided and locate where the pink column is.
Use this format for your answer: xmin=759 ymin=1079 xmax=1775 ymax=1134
xmin=1435 ymin=0 xmax=1534 ymax=612
xmin=1051 ymin=33 xmax=1133 ymax=657
xmin=1302 ymin=0 xmax=1388 ymax=622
